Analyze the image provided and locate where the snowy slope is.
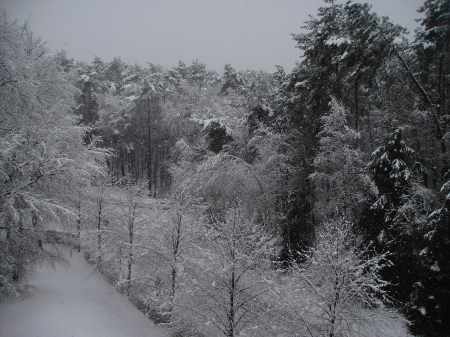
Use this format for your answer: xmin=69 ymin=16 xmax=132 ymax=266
xmin=0 ymin=246 xmax=168 ymax=337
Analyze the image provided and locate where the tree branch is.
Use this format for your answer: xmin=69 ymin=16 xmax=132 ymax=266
xmin=1 ymin=79 xmax=18 ymax=87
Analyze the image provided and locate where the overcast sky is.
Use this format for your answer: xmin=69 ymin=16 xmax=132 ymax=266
xmin=2 ymin=0 xmax=424 ymax=73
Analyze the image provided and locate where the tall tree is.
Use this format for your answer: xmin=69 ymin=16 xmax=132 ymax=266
xmin=220 ymin=64 xmax=246 ymax=95
xmin=414 ymin=0 xmax=450 ymax=187
xmin=274 ymin=1 xmax=408 ymax=263
xmin=0 ymin=13 xmax=106 ymax=295
xmin=187 ymin=205 xmax=275 ymax=337
xmin=310 ymin=98 xmax=371 ymax=222
xmin=359 ymin=129 xmax=430 ymax=304
xmin=409 ymin=176 xmax=450 ymax=337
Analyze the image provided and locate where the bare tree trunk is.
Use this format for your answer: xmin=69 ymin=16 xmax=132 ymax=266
xmin=12 ymin=216 xmax=24 ymax=282
xmin=97 ymin=187 xmax=105 ymax=269
xmin=125 ymin=188 xmax=141 ymax=294
xmin=147 ymin=96 xmax=153 ymax=194
xmin=170 ymin=214 xmax=181 ymax=304
xmin=329 ymin=276 xmax=340 ymax=337
xmin=354 ymin=77 xmax=359 ymax=130
xmin=31 ymin=210 xmax=42 ymax=250
xmin=227 ymin=220 xmax=237 ymax=337
xmin=77 ymin=191 xmax=82 ymax=252
xmin=127 ymin=219 xmax=134 ymax=293
xmin=227 ymin=265 xmax=236 ymax=337
xmin=153 ymin=150 xmax=158 ymax=197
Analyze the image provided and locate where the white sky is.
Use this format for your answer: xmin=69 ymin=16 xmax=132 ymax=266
xmin=1 ymin=0 xmax=424 ymax=73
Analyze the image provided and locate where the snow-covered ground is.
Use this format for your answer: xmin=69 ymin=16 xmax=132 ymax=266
xmin=0 ymin=246 xmax=168 ymax=337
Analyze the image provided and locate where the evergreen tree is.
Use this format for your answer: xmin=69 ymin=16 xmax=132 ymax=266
xmin=414 ymin=0 xmax=450 ymax=187
xmin=220 ymin=64 xmax=245 ymax=95
xmin=415 ymin=0 xmax=450 ymax=120
xmin=359 ymin=128 xmax=429 ymax=304
xmin=274 ymin=1 xmax=408 ymax=264
xmin=76 ymin=69 xmax=100 ymax=126
xmin=204 ymin=121 xmax=233 ymax=154
xmin=409 ymin=176 xmax=450 ymax=337
xmin=310 ymin=98 xmax=370 ymax=222
xmin=278 ymin=186 xmax=315 ymax=263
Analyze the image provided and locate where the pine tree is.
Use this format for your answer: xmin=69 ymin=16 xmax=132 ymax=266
xmin=220 ymin=64 xmax=245 ymax=95
xmin=409 ymin=176 xmax=450 ymax=337
xmin=359 ymin=128 xmax=429 ymax=304
xmin=415 ymin=0 xmax=450 ymax=120
xmin=204 ymin=121 xmax=233 ymax=154
xmin=310 ymin=98 xmax=370 ymax=222
xmin=276 ymin=1 xmax=408 ymax=264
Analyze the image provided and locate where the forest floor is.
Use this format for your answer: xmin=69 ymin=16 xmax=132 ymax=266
xmin=0 ymin=245 xmax=169 ymax=337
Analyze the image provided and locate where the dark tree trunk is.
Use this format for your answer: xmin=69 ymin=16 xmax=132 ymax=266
xmin=127 ymin=221 xmax=133 ymax=293
xmin=97 ymin=189 xmax=104 ymax=269
xmin=147 ymin=97 xmax=153 ymax=194
xmin=77 ymin=191 xmax=82 ymax=252
xmin=32 ymin=210 xmax=42 ymax=249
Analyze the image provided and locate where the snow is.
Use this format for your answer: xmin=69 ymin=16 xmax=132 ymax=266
xmin=0 ymin=246 xmax=168 ymax=337
xmin=392 ymin=159 xmax=403 ymax=170
xmin=430 ymin=262 xmax=440 ymax=272
xmin=108 ymin=82 xmax=117 ymax=94
xmin=441 ymin=180 xmax=450 ymax=193
xmin=80 ymin=74 xmax=91 ymax=82
xmin=325 ymin=36 xmax=350 ymax=46
xmin=340 ymin=49 xmax=349 ymax=60
xmin=126 ymin=95 xmax=139 ymax=101
xmin=294 ymin=80 xmax=308 ymax=88
xmin=197 ymin=117 xmax=218 ymax=130
xmin=421 ymin=41 xmax=436 ymax=49
xmin=193 ymin=118 xmax=234 ymax=137
xmin=393 ymin=37 xmax=404 ymax=45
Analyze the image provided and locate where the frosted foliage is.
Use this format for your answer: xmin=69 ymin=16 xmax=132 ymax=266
xmin=0 ymin=13 xmax=106 ymax=296
xmin=265 ymin=218 xmax=407 ymax=337
xmin=295 ymin=218 xmax=398 ymax=337
xmin=0 ymin=14 xmax=106 ymax=213
xmin=172 ymin=146 xmax=286 ymax=225
xmin=368 ymin=128 xmax=422 ymax=218
xmin=310 ymin=98 xmax=370 ymax=221
xmin=442 ymin=179 xmax=450 ymax=200
xmin=184 ymin=206 xmax=276 ymax=336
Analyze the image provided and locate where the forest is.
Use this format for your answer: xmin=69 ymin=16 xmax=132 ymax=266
xmin=0 ymin=0 xmax=449 ymax=336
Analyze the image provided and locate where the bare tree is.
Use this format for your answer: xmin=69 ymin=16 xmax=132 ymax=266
xmin=95 ymin=185 xmax=108 ymax=269
xmin=295 ymin=218 xmax=396 ymax=337
xmin=112 ymin=183 xmax=149 ymax=293
xmin=164 ymin=193 xmax=198 ymax=319
xmin=184 ymin=205 xmax=275 ymax=336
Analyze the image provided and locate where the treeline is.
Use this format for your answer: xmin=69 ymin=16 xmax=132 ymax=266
xmin=1 ymin=1 xmax=449 ymax=336
xmin=60 ymin=55 xmax=246 ymax=195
